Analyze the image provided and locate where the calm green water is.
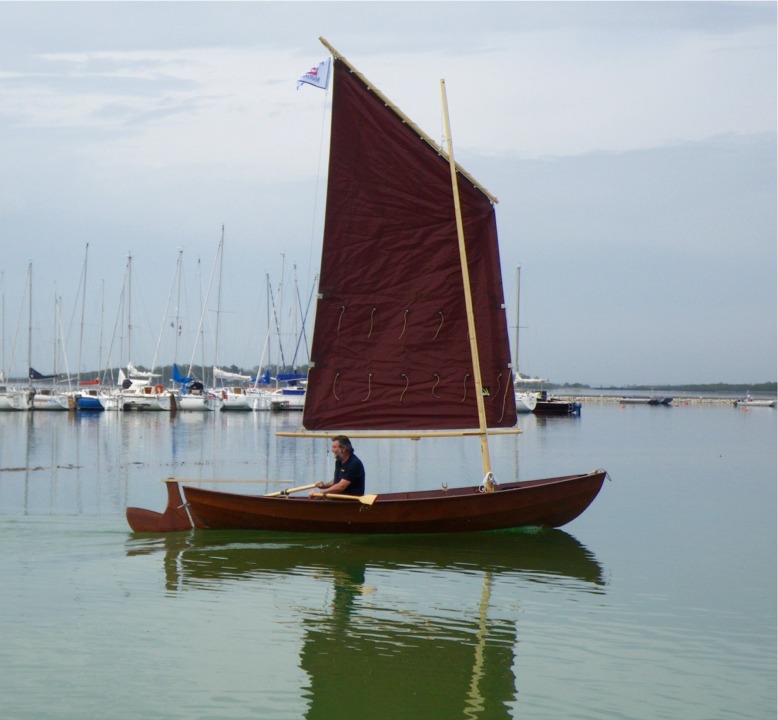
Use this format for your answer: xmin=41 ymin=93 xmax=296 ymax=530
xmin=0 ymin=403 xmax=775 ymax=719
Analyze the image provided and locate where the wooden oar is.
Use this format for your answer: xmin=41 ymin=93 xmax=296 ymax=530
xmin=265 ymin=483 xmax=318 ymax=497
xmin=160 ymin=478 xmax=313 ymax=497
xmin=311 ymin=492 xmax=378 ymax=506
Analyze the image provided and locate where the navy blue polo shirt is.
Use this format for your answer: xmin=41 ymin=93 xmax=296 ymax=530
xmin=333 ymin=453 xmax=365 ymax=495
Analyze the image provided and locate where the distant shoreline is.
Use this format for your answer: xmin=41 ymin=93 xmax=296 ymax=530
xmin=517 ymin=382 xmax=777 ymax=405
xmin=547 ymin=389 xmax=777 ymax=406
xmin=553 ymin=394 xmax=769 ymax=406
xmin=544 ymin=382 xmax=777 ymax=394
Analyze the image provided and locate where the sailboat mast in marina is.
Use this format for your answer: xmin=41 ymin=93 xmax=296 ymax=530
xmin=127 ymin=39 xmax=606 ymax=534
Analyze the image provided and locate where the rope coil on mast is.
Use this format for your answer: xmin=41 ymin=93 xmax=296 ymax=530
xmin=479 ymin=472 xmax=497 ymax=493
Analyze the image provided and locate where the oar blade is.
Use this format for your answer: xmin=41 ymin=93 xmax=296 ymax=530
xmin=312 ymin=492 xmax=378 ymax=506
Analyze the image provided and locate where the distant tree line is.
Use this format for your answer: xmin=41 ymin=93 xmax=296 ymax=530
xmin=554 ymin=381 xmax=777 ymax=393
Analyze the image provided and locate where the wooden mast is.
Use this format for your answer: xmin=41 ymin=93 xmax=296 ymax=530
xmin=440 ymin=78 xmax=494 ymax=491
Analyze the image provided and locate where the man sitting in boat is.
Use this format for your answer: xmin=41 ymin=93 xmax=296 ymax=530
xmin=311 ymin=435 xmax=365 ymax=497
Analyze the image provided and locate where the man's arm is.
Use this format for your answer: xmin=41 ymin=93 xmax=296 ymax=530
xmin=312 ymin=478 xmax=352 ymax=495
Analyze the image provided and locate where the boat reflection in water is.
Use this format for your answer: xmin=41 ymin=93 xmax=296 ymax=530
xmin=127 ymin=529 xmax=604 ymax=718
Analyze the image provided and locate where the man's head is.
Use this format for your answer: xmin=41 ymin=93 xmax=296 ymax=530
xmin=331 ymin=435 xmax=353 ymax=461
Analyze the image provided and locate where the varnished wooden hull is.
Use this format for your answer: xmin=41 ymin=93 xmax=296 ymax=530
xmin=126 ymin=470 xmax=606 ymax=534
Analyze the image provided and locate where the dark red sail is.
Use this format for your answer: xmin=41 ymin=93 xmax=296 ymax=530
xmin=303 ymin=57 xmax=516 ymax=431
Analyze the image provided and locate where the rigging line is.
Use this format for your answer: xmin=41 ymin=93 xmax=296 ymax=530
xmin=55 ymin=294 xmax=73 ymax=389
xmin=432 ymin=311 xmax=444 ymax=340
xmin=154 ymin=250 xmax=181 ymax=379
xmin=303 ymin=75 xmax=330 ymax=309
xmin=7 ymin=262 xmax=31 ymax=378
xmin=362 ymin=373 xmax=372 ymax=402
xmin=367 ymin=307 xmax=376 ymax=338
xmin=432 ymin=373 xmax=440 ymax=398
xmin=125 ymin=254 xmax=132 ymax=365
xmin=101 ymin=270 xmax=126 ymax=384
xmin=502 ymin=371 xmax=512 ymax=423
xmin=70 ymin=243 xmax=89 ymax=381
xmin=267 ymin=280 xmax=286 ymax=369
xmin=336 ymin=306 xmax=345 ymax=337
xmin=290 ymin=266 xmax=305 ymax=367
xmin=461 ymin=373 xmax=470 ymax=403
xmin=496 ymin=372 xmax=508 ymax=424
xmin=399 ymin=309 xmax=408 ymax=339
xmin=213 ymin=226 xmax=225 ymax=375
xmin=400 ymin=373 xmax=409 ymax=402
xmin=96 ymin=279 xmax=105 ymax=383
xmin=186 ymin=241 xmax=221 ymax=378
xmin=291 ymin=273 xmax=318 ymax=366
xmin=332 ymin=372 xmax=340 ymax=401
xmin=135 ymin=257 xmax=171 ymax=372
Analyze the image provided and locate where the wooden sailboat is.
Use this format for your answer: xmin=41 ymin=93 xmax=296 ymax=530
xmin=127 ymin=39 xmax=606 ymax=534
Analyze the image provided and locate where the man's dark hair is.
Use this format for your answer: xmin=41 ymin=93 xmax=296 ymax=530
xmin=332 ymin=435 xmax=353 ymax=452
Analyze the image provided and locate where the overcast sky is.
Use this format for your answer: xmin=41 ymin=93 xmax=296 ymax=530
xmin=0 ymin=1 xmax=775 ymax=386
